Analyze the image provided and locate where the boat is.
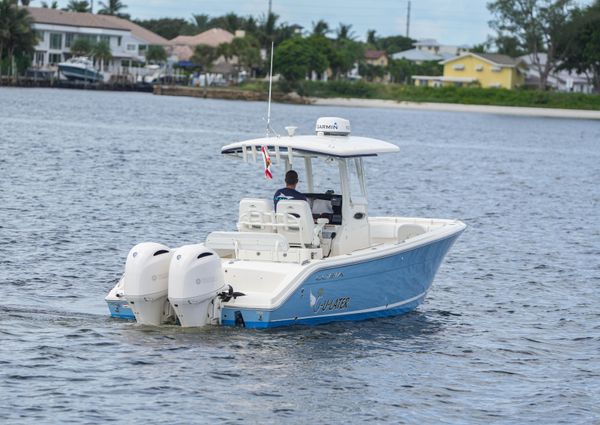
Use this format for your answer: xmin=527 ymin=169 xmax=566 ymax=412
xmin=58 ymin=57 xmax=104 ymax=82
xmin=105 ymin=116 xmax=466 ymax=328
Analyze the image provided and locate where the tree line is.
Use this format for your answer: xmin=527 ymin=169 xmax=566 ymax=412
xmin=1 ymin=0 xmax=599 ymax=91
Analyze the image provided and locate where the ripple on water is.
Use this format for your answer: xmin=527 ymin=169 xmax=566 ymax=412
xmin=0 ymin=88 xmax=599 ymax=424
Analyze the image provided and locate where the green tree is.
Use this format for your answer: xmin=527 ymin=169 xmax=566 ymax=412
xmin=0 ymin=0 xmax=36 ymax=79
xmin=366 ymin=29 xmax=377 ymax=45
xmin=191 ymin=44 xmax=217 ymax=72
xmin=63 ymin=1 xmax=91 ymax=12
xmin=488 ymin=0 xmax=576 ymax=89
xmin=192 ymin=14 xmax=211 ymax=32
xmin=376 ymin=35 xmax=413 ymax=55
xmin=230 ymin=35 xmax=261 ymax=74
xmin=494 ymin=34 xmax=526 ymax=56
xmin=557 ymin=1 xmax=600 ymax=91
xmin=92 ymin=40 xmax=112 ymax=71
xmin=336 ymin=23 xmax=355 ymax=41
xmin=311 ymin=19 xmax=330 ymax=36
xmin=70 ymin=37 xmax=93 ymax=56
xmin=134 ymin=18 xmax=194 ymax=40
xmin=145 ymin=44 xmax=167 ymax=64
xmin=41 ymin=1 xmax=58 ymax=7
xmin=274 ymin=36 xmax=327 ymax=82
xmin=98 ymin=0 xmax=129 ymax=19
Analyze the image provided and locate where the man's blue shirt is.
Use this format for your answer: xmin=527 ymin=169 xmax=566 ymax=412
xmin=273 ymin=188 xmax=307 ymax=209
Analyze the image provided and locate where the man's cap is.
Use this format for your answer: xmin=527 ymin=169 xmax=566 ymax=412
xmin=285 ymin=170 xmax=299 ymax=185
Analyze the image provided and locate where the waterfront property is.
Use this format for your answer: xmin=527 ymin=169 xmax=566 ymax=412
xmin=518 ymin=53 xmax=593 ymax=94
xmin=412 ymin=52 xmax=527 ymax=89
xmin=392 ymin=39 xmax=471 ymax=64
xmin=28 ymin=7 xmax=167 ymax=77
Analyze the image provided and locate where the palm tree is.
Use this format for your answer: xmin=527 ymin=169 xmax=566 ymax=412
xmin=20 ymin=0 xmax=31 ymax=5
xmin=311 ymin=20 xmax=330 ymax=37
xmin=98 ymin=0 xmax=128 ymax=18
xmin=63 ymin=1 xmax=91 ymax=13
xmin=0 ymin=0 xmax=36 ymax=81
xmin=366 ymin=29 xmax=377 ymax=45
xmin=191 ymin=44 xmax=217 ymax=73
xmin=70 ymin=37 xmax=93 ymax=56
xmin=336 ymin=23 xmax=355 ymax=41
xmin=145 ymin=45 xmax=167 ymax=64
xmin=92 ymin=40 xmax=112 ymax=71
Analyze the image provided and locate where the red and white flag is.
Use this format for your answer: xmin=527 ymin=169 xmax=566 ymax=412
xmin=261 ymin=146 xmax=273 ymax=180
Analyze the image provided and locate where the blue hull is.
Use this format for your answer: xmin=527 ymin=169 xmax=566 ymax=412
xmin=107 ymin=300 xmax=135 ymax=320
xmin=221 ymin=233 xmax=461 ymax=328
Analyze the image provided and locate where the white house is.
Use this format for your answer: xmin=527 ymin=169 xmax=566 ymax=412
xmin=392 ymin=39 xmax=471 ymax=63
xmin=518 ymin=53 xmax=593 ymax=94
xmin=28 ymin=7 xmax=167 ymax=74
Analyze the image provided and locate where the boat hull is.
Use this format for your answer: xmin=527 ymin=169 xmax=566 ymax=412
xmin=221 ymin=232 xmax=461 ymax=328
xmin=106 ymin=299 xmax=135 ymax=320
xmin=59 ymin=64 xmax=103 ymax=82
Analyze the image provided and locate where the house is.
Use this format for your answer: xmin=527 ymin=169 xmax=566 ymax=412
xmin=392 ymin=39 xmax=470 ymax=64
xmin=169 ymin=28 xmax=236 ymax=64
xmin=412 ymin=53 xmax=527 ymax=89
xmin=364 ymin=50 xmax=389 ymax=67
xmin=28 ymin=7 xmax=167 ymax=73
xmin=518 ymin=53 xmax=593 ymax=93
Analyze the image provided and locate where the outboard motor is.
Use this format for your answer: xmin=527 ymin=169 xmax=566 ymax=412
xmin=168 ymin=245 xmax=225 ymax=327
xmin=123 ymin=242 xmax=174 ymax=326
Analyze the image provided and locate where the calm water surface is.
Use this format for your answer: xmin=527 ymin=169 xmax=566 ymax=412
xmin=0 ymin=88 xmax=599 ymax=424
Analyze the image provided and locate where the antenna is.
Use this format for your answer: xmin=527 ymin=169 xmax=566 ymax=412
xmin=266 ymin=41 xmax=275 ymax=137
xmin=406 ymin=0 xmax=411 ymax=38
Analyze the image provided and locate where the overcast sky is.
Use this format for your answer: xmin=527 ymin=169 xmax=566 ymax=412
xmin=90 ymin=0 xmax=593 ymax=46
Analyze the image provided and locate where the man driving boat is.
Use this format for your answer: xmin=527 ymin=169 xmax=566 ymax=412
xmin=273 ymin=170 xmax=307 ymax=209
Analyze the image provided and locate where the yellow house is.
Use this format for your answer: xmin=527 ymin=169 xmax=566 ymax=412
xmin=412 ymin=53 xmax=527 ymax=89
xmin=364 ymin=50 xmax=389 ymax=67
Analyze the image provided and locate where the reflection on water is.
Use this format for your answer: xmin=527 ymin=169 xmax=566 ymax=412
xmin=0 ymin=88 xmax=599 ymax=424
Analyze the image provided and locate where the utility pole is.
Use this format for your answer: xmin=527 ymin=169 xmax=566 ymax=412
xmin=406 ymin=0 xmax=411 ymax=38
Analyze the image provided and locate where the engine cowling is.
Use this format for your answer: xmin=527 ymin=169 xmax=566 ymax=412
xmin=123 ymin=242 xmax=173 ymax=326
xmin=168 ymin=245 xmax=225 ymax=327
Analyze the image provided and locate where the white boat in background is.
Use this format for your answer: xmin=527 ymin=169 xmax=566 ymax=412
xmin=58 ymin=57 xmax=103 ymax=82
xmin=105 ymin=116 xmax=466 ymax=328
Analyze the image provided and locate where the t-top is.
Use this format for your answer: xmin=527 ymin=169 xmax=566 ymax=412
xmin=273 ymin=188 xmax=308 ymax=209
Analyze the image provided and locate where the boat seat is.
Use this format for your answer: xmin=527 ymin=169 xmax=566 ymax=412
xmin=275 ymin=200 xmax=319 ymax=248
xmin=370 ymin=222 xmax=426 ymax=244
xmin=237 ymin=198 xmax=274 ymax=233
xmin=206 ymin=231 xmax=289 ymax=253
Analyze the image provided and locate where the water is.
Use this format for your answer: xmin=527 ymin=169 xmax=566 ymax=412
xmin=0 ymin=87 xmax=599 ymax=424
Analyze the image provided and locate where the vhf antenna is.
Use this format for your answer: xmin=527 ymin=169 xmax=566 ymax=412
xmin=266 ymin=41 xmax=276 ymax=137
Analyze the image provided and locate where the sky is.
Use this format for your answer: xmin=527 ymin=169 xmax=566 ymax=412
xmin=81 ymin=0 xmax=594 ymax=46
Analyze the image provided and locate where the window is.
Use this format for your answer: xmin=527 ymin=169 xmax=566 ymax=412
xmin=49 ymin=33 xmax=62 ymax=50
xmin=35 ymin=31 xmax=45 ymax=42
xmin=127 ymin=44 xmax=136 ymax=51
xmin=491 ymin=66 xmax=502 ymax=72
xmin=346 ymin=158 xmax=366 ymax=204
xmin=475 ymin=64 xmax=484 ymax=72
xmin=100 ymin=35 xmax=110 ymax=44
xmin=65 ymin=33 xmax=75 ymax=48
xmin=138 ymin=44 xmax=147 ymax=52
xmin=453 ymin=64 xmax=465 ymax=71
xmin=117 ymin=36 xmax=122 ymax=46
xmin=35 ymin=51 xmax=45 ymax=66
xmin=48 ymin=53 xmax=62 ymax=64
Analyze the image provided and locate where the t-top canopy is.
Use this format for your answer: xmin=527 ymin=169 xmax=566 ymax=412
xmin=221 ymin=134 xmax=400 ymax=159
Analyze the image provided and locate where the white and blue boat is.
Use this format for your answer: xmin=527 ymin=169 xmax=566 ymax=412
xmin=58 ymin=57 xmax=104 ymax=82
xmin=105 ymin=116 xmax=466 ymax=328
